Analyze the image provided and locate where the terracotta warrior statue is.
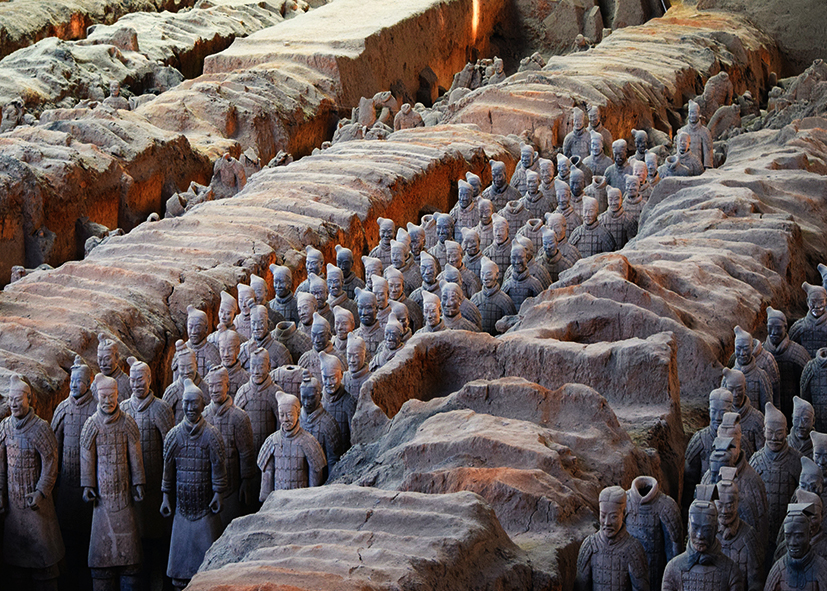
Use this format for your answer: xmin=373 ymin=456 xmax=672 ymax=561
xmin=440 ymin=264 xmax=484 ymax=329
xmin=409 ymin=250 xmax=441 ymax=310
xmin=661 ymin=488 xmax=744 ymax=591
xmin=765 ymin=306 xmax=810 ymax=421
xmin=773 ymin=490 xmax=827 ymax=562
xmin=564 ymin=107 xmax=591 ymax=162
xmin=332 ymin=305 xmax=355 ymax=363
xmin=257 ymin=392 xmax=326 ymax=497
xmin=570 ymin=167 xmax=587 ymax=218
xmin=764 ymin=504 xmax=827 ymax=590
xmin=185 ymin=305 xmax=221 ymax=377
xmin=587 ymin=105 xmax=613 ymax=156
xmin=233 ymin=283 xmax=256 ymax=341
xmin=791 ymin=283 xmax=827 ymax=359
xmin=439 ymin=240 xmax=480 ymax=298
xmin=604 ymin=139 xmax=633 ymax=190
xmin=623 ymin=175 xmax=645 ymax=224
xmin=296 ymin=291 xmax=317 ymax=338
xmin=749 ymin=402 xmax=803 ymax=567
xmin=328 ymin=264 xmax=358 ymax=326
xmin=599 ymin=187 xmax=637 ymax=250
xmin=53 ymin=355 xmax=96 ymax=585
xmin=428 ymin=213 xmax=454 ymax=271
xmin=722 ymin=367 xmax=765 ymax=458
xmin=575 ymin=485 xmax=649 ymax=591
xmin=466 ymin=171 xmax=482 ymax=198
xmin=625 ymin=476 xmax=683 ymax=590
xmin=369 ymin=217 xmax=395 ymax=268
xmin=296 ymin=245 xmax=325 ymax=293
xmin=519 ymin=171 xmax=553 ymax=222
xmin=203 ymin=366 xmax=256 ymax=528
xmin=298 ymin=312 xmax=337 ymax=382
xmin=0 ymin=375 xmax=65 ymax=590
xmin=274 ymin=320 xmax=312 ymax=365
xmin=630 ymin=129 xmax=648 ymax=164
xmin=299 ymin=372 xmax=342 ymax=477
xmin=217 ymin=327 xmax=249 ymax=397
xmin=208 ymin=290 xmax=240 ymax=346
xmin=502 ymin=242 xmax=543 ymax=310
xmin=269 ymin=264 xmax=299 ymax=324
xmin=482 ymin=213 xmax=513 ymax=285
xmin=163 ymin=340 xmax=206 ymax=423
xmin=161 ymin=379 xmax=227 ymax=589
xmin=728 ymin=325 xmax=774 ymax=410
xmin=416 ymin=289 xmax=446 ymax=334
xmin=81 ymin=374 xmax=145 ymax=591
xmin=93 ymin=333 xmax=131 ymax=402
xmin=801 ymin=348 xmax=827 ymax=432
xmin=308 ymin=272 xmax=335 ymax=328
xmin=389 ymin=300 xmax=413 ymax=343
xmin=386 ymin=266 xmax=423 ymax=333
xmin=675 ymin=131 xmax=703 ymax=176
xmin=472 ymin=255 xmax=516 ymax=335
xmin=370 ymin=312 xmax=406 ymax=371
xmin=790 ymin=396 xmax=816 ymax=458
xmin=714 ymin=471 xmax=762 ymax=591
xmin=553 ymin=179 xmax=582 ymax=233
xmin=353 ymin=287 xmax=383 ymax=359
xmin=483 ymin=160 xmax=521 ymax=211
xmin=343 ymin=333 xmax=372 ymax=400
xmin=569 ymin=196 xmax=616 ymax=257
xmin=510 ymin=144 xmax=539 ymax=195
xmin=583 ymin=131 xmax=613 ymax=179
xmin=335 ymin=245 xmax=365 ymax=300
xmin=405 ymin=223 xmax=428 ymax=268
xmin=450 ymin=180 xmax=480 ymax=240
xmin=234 ymin=347 xmax=281 ymax=452
xmin=391 ymin=231 xmax=422 ymax=295
xmin=679 ymin=100 xmax=714 ymax=170
xmin=371 ymin=274 xmax=393 ymax=331
xmin=545 ymin=211 xmax=581 ymax=265
xmin=685 ymin=388 xmax=733 ymax=509
xmin=536 ymin=227 xmax=571 ymax=283
xmin=645 ymin=152 xmax=660 ymax=192
xmin=120 ymin=357 xmax=174 ymax=583
xmin=474 ymin=198 xmax=495 ymax=251
xmin=440 ymin=281 xmax=479 ymax=331
xmin=362 ymin=256 xmax=383 ymax=292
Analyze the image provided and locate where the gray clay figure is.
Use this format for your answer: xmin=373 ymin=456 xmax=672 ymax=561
xmin=440 ymin=240 xmax=480 ymax=299
xmin=566 ymin=108 xmax=594 ymax=169
xmin=509 ymin=144 xmax=539 ymax=195
xmin=630 ymin=129 xmax=648 ymax=164
xmin=481 ymin=214 xmax=513 ymax=286
xmin=332 ymin=305 xmax=356 ymax=361
xmin=675 ymin=131 xmax=703 ymax=176
xmin=569 ymin=196 xmax=616 ymax=257
xmin=343 ymin=333 xmax=372 ymax=400
xmin=575 ymin=486 xmax=649 ymax=591
xmin=208 ymin=290 xmax=240 ymax=347
xmin=426 ymin=213 xmax=454 ymax=271
xmin=369 ymin=313 xmax=406 ymax=371
xmin=440 ymin=265 xmax=484 ymax=329
xmin=625 ymin=476 xmax=683 ymax=590
xmin=588 ymin=105 xmax=613 ymax=156
xmin=685 ymin=388 xmax=733 ymax=509
xmin=321 ymin=350 xmax=356 ymax=453
xmin=473 ymin=199 xmax=496 ymax=252
xmin=812 ymin=432 xmax=827 ymax=528
xmin=516 ymin=218 xmax=546 ymax=257
xmin=234 ymin=347 xmax=281 ymax=452
xmin=185 ymin=305 xmax=221 ymax=378
xmin=0 ymin=375 xmax=65 ymax=590
xmin=416 ymin=290 xmax=447 ymax=334
xmin=584 ymin=131 xmax=613 ymax=177
xmin=161 ymin=379 xmax=227 ymax=589
xmin=353 ymin=288 xmax=383 ymax=359
xmin=765 ymin=307 xmax=811 ymax=421
xmin=295 ymin=245 xmax=325 ymax=294
xmin=678 ymin=100 xmax=714 ymax=170
xmin=270 ymin=364 xmax=305 ymax=398
xmin=471 ymin=255 xmax=517 ymax=336
xmin=203 ymin=366 xmax=255 ymax=528
xmin=520 ymin=171 xmax=555 ymax=221
xmin=299 ymin=372 xmax=342 ymax=476
xmin=661 ymin=489 xmax=744 ymax=591
xmin=440 ymin=282 xmax=480 ymax=331
xmin=450 ymin=180 xmax=480 ymax=240
xmin=586 ymin=174 xmax=609 ymax=214
xmin=599 ymin=187 xmax=638 ymax=250
xmin=233 ymin=283 xmax=256 ymax=341
xmin=361 ymin=256 xmax=383 ymax=293
xmin=210 ymin=152 xmax=247 ymax=199
xmin=335 ymin=245 xmax=365 ymax=300
xmin=369 ymin=217 xmax=395 ymax=268
xmin=773 ymin=490 xmax=827 ymax=562
xmin=536 ymin=226 xmax=572 ymax=283
xmin=308 ymin=273 xmax=335 ymax=329
xmin=604 ymin=140 xmax=634 ymax=190
xmin=545 ymin=211 xmax=582 ymax=268
xmin=645 ymin=153 xmax=660 ymax=192
xmin=298 ymin=312 xmax=337 ymax=382
xmin=789 ymin=396 xmax=816 ymax=458
xmin=257 ymin=392 xmax=326 ymax=496
xmin=391 ymin=230 xmax=422 ymax=295
xmin=386 ymin=267 xmax=423 ymax=333
xmin=722 ymin=368 xmax=766 ymax=458
xmin=81 ymin=374 xmax=145 ymax=589
xmin=217 ymin=328 xmax=249 ymax=397
xmin=498 ymin=199 xmax=531 ymax=242
xmin=554 ymin=180 xmax=583 ymax=232
xmin=92 ymin=333 xmax=131 ymax=402
xmin=729 ymin=325 xmax=775 ymax=410
xmin=162 ymin=340 xmax=206 ymax=424
xmin=800 ymin=348 xmax=827 ymax=432
xmin=296 ymin=291 xmax=317 ymax=338
xmin=714 ymin=472 xmax=762 ymax=591
xmin=269 ymin=265 xmax=300 ymax=325
xmin=274 ymin=320 xmax=312 ymax=365
xmin=483 ymin=160 xmax=521 ymax=211
xmin=327 ymin=264 xmax=359 ymax=325
xmin=502 ymin=242 xmax=543 ymax=310
xmin=623 ymin=176 xmax=645 ymax=223
xmin=764 ymin=504 xmax=827 ymax=591
xmin=790 ymin=283 xmax=827 ymax=359
xmin=389 ymin=300 xmax=413 ymax=342
xmin=371 ymin=274 xmax=392 ymax=332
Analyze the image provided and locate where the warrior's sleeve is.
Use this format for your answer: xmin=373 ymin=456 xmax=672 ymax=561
xmin=161 ymin=426 xmax=180 ymax=495
xmin=33 ymin=420 xmax=59 ymax=497
xmin=124 ymin=414 xmax=146 ymax=487
xmin=574 ymin=536 xmax=594 ymax=591
xmin=658 ymin=496 xmax=684 ymax=562
xmin=627 ymin=538 xmax=650 ymax=591
xmin=79 ymin=417 xmax=99 ymax=490
xmin=257 ymin=436 xmax=276 ymax=502
xmin=302 ymin=433 xmax=327 ymax=488
xmin=235 ymin=412 xmax=257 ymax=480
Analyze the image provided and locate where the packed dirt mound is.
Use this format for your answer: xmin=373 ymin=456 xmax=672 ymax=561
xmin=189 ymin=484 xmax=535 ymax=591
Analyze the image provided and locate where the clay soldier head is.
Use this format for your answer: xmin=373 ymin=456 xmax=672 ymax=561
xmin=355 ymin=288 xmax=378 ymax=327
xmin=589 ymin=131 xmax=604 ymax=158
xmin=709 ymin=437 xmax=737 ymax=481
xmin=478 ymin=198 xmax=494 ymax=225
xmin=799 ymin=456 xmax=823 ymax=495
xmin=422 ymin=290 xmax=442 ymax=328
xmin=766 ymin=306 xmax=788 ymax=346
xmin=541 ymin=227 xmax=558 ymax=259
xmin=631 ymin=129 xmax=648 ymax=156
xmin=588 ymin=105 xmax=602 ymax=130
xmin=218 ymin=328 xmax=241 ymax=369
xmin=396 ymin=227 xmax=411 ymax=249
xmin=510 ymin=242 xmax=529 ymax=275
xmin=327 ymin=264 xmax=344 ymax=298
xmin=277 ymin=391 xmax=301 ymax=435
xmin=442 ymin=265 xmax=463 ymax=290
xmin=812 ymin=431 xmax=827 ymax=485
xmin=419 ymin=251 xmax=438 ymax=285
xmin=435 ymin=213 xmax=454 ymax=245
xmin=687 ymin=99 xmax=701 ymax=125
xmin=538 ymin=158 xmax=554 ymax=185
xmin=308 ymin=273 xmax=328 ymax=311
xmin=362 ymin=256 xmax=383 ymax=289
xmin=218 ymin=291 xmax=238 ymax=329
xmin=480 ymin=256 xmax=499 ymax=290
xmin=718 ymin=412 xmax=743 ymax=458
xmin=445 ymin=240 xmax=463 ymax=269
xmin=94 ymin=374 xmax=119 ymax=415
xmin=625 ymin=174 xmax=640 ymax=200
xmin=598 ymin=486 xmax=627 ymax=540
xmin=305 ymin=245 xmax=324 ymax=277
xmin=722 ymin=367 xmax=748 ymax=408
xmin=715 ymin=469 xmax=740 ymax=529
xmin=311 ymin=312 xmax=332 ymax=352
xmin=645 ymin=152 xmax=658 ymax=178
xmin=70 ymin=354 xmax=92 ymax=398
xmin=384 ymin=313 xmax=405 ymax=352
xmin=803 ymin=282 xmax=827 ymax=319
xmin=176 ymin=340 xmax=197 ymax=383
xmin=251 ymin=305 xmax=270 ymax=341
xmin=127 ymin=357 xmax=151 ymax=400
xmin=677 ymin=131 xmax=691 ymax=158
xmin=465 ymin=172 xmax=482 ymax=197
xmin=612 ymin=139 xmax=628 ymax=167
xmin=765 ymin=402 xmax=788 ymax=453
xmin=406 ymin=224 xmax=426 ymax=257
xmin=492 ymin=213 xmax=509 ymax=245
xmin=205 ymin=366 xmax=230 ymax=406
xmin=554 ymin=180 xmax=571 ymax=209
xmin=545 ymin=212 xmax=567 ymax=242
xmin=607 ymin=187 xmax=623 ymax=213
xmin=299 ymin=373 xmax=322 ymax=416
xmin=390 ymin=240 xmax=410 ymax=270
xmin=793 ymin=396 xmax=816 ymax=444
xmin=335 ymin=245 xmax=355 ymax=277
xmin=440 ymin=282 xmax=463 ymax=319
xmin=377 ymin=217 xmax=394 ymax=248
xmin=796 ymin=491 xmax=824 ymax=538
xmin=249 ymin=347 xmax=270 ymax=386
xmin=461 ymin=228 xmax=481 ymax=258
xmin=384 ymin=267 xmax=405 ymax=302
xmin=97 ymin=334 xmax=122 ymax=377
xmin=519 ymin=145 xmax=535 ymax=170
xmin=237 ymin=283 xmax=256 ymax=316
xmin=525 ymin=171 xmax=540 ymax=196
xmin=733 ymin=326 xmax=754 ymax=366
xmin=270 ymin=264 xmax=293 ymax=298
xmin=569 ymin=168 xmax=585 ymax=198
xmin=346 ymin=333 xmax=367 ymax=374
xmin=709 ymin=388 xmax=734 ymax=434
xmin=371 ymin=275 xmax=390 ymax=310
xmin=388 ymin=301 xmax=410 ymax=335
xmin=458 ymin=180 xmax=474 ymax=209
xmin=782 ymin=504 xmax=813 ymax=560
xmin=582 ymin=196 xmax=599 ymax=225
xmin=319 ymin=351 xmax=344 ymax=396
xmin=333 ymin=306 xmax=355 ymax=341
xmin=296 ymin=292 xmax=317 ymax=327
xmin=8 ymin=374 xmax=32 ymax=418
xmin=688 ymin=490 xmax=719 ymax=553
xmin=556 ymin=154 xmax=571 ymax=181
xmin=250 ymin=274 xmax=267 ymax=305
xmin=632 ymin=160 xmax=647 ymax=186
